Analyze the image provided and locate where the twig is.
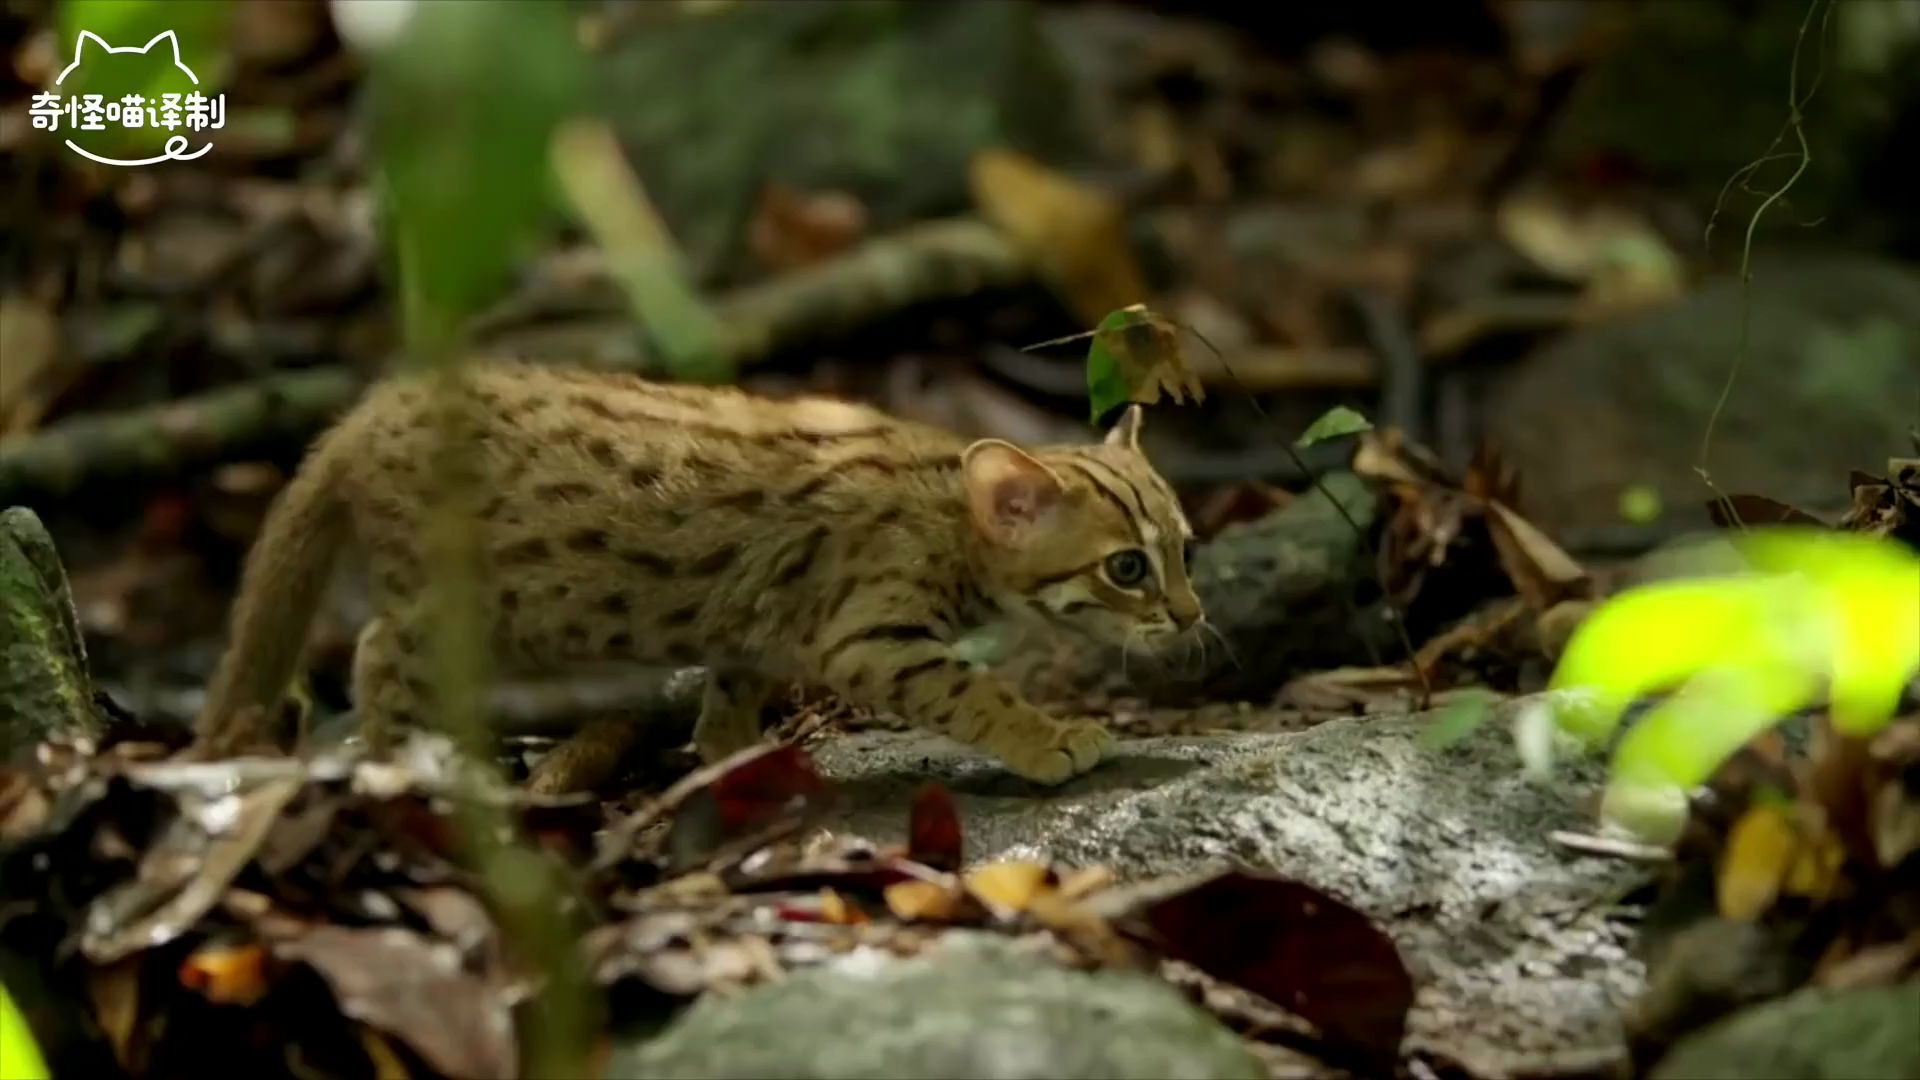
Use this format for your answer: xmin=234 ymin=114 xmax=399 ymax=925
xmin=1549 ymin=830 xmax=1672 ymax=863
xmin=0 ymin=218 xmax=1030 ymax=507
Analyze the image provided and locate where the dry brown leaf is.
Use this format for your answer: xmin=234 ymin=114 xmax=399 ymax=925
xmin=964 ymin=860 xmax=1052 ymax=913
xmin=1484 ymin=499 xmax=1589 ymax=611
xmin=359 ymin=1027 xmax=413 ymax=1080
xmin=1277 ymin=667 xmax=1423 ymax=712
xmin=89 ymin=957 xmax=144 ymax=1070
xmin=969 ymin=148 xmax=1148 ymax=328
xmin=747 ymin=182 xmax=867 ymax=273
xmin=1495 ymin=191 xmax=1684 ymax=314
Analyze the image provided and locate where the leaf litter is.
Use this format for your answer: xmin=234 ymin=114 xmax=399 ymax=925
xmin=1 ymin=730 xmax=1416 ymax=1077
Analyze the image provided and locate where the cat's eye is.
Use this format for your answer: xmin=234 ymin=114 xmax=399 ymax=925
xmin=1104 ymin=549 xmax=1151 ymax=587
xmin=1182 ymin=538 xmax=1197 ymax=568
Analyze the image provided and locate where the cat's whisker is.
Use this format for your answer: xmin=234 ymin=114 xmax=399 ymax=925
xmin=1201 ymin=620 xmax=1241 ymax=670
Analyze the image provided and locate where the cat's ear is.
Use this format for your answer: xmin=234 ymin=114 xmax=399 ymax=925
xmin=1103 ymin=405 xmax=1143 ymax=451
xmin=962 ymin=439 xmax=1064 ymax=544
xmin=72 ymin=30 xmax=110 ymax=66
xmin=142 ymin=30 xmax=186 ymax=71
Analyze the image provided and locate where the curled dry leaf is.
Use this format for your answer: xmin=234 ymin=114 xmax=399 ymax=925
xmin=1483 ymin=499 xmax=1590 ymax=611
xmin=81 ymin=775 xmax=304 ymax=964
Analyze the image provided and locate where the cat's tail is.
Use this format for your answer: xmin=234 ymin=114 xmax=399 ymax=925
xmin=192 ymin=423 xmax=354 ymax=756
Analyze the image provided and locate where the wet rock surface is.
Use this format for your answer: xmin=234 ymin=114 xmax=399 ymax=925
xmin=800 ymin=700 xmax=1650 ymax=1076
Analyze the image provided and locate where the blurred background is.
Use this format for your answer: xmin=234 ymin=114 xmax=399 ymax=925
xmin=2 ymin=0 xmax=1917 ymax=724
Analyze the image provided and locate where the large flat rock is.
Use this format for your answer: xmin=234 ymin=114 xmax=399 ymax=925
xmin=613 ymin=933 xmax=1267 ymax=1080
xmin=808 ymin=702 xmax=1650 ymax=1076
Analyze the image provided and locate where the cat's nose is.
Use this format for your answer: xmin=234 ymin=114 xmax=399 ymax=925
xmin=1170 ymin=605 xmax=1201 ymax=631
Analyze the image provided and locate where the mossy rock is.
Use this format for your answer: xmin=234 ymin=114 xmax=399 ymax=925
xmin=599 ymin=0 xmax=1090 ymax=282
xmin=0 ymin=506 xmax=102 ymax=759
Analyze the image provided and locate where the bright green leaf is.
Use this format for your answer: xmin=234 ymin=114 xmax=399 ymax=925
xmin=1546 ymin=527 xmax=1920 ymax=841
xmin=1296 ymin=405 xmax=1373 ymax=448
xmin=1 ymin=976 xmax=50 ymax=1080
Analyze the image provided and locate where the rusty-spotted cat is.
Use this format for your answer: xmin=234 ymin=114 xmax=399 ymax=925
xmin=193 ymin=360 xmax=1205 ymax=792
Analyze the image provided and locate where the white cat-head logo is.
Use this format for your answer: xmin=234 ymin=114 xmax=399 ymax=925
xmin=30 ymin=29 xmax=226 ymax=166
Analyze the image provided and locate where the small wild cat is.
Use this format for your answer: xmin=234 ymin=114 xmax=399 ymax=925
xmin=193 ymin=361 xmax=1206 ymax=792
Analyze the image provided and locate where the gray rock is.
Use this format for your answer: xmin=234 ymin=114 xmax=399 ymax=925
xmin=1485 ymin=253 xmax=1920 ymax=536
xmin=809 ymin=699 xmax=1650 ymax=1077
xmin=1482 ymin=253 xmax=1920 ymax=538
xmin=600 ymin=0 xmax=1090 ymax=280
xmin=1649 ymin=982 xmax=1920 ymax=1080
xmin=612 ymin=933 xmax=1265 ymax=1080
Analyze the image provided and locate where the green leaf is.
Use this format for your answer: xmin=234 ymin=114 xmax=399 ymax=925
xmin=363 ymin=0 xmax=588 ymax=354
xmin=1 ymin=976 xmax=50 ymax=1080
xmin=1547 ymin=527 xmax=1920 ymax=841
xmin=1084 ymin=304 xmax=1202 ymax=423
xmin=1295 ymin=405 xmax=1373 ymax=448
xmin=1419 ymin=691 xmax=1498 ymax=751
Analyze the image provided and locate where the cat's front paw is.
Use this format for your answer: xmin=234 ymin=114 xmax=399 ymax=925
xmin=1004 ymin=719 xmax=1113 ymax=785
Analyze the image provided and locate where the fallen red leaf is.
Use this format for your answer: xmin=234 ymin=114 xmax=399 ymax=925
xmin=908 ymin=783 xmax=964 ymax=873
xmin=712 ymin=744 xmax=830 ymax=835
xmin=1136 ymin=870 xmax=1413 ymax=1073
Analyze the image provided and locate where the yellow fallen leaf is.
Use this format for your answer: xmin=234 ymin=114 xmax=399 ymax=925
xmin=969 ymin=148 xmax=1148 ymax=328
xmin=883 ymin=879 xmax=965 ymax=922
xmin=178 ymin=942 xmax=271 ymax=1006
xmin=817 ymin=888 xmax=867 ymax=926
xmin=1781 ymin=820 xmax=1846 ymax=902
xmin=1718 ymin=803 xmax=1797 ymax=921
xmin=964 ymin=860 xmax=1052 ymax=913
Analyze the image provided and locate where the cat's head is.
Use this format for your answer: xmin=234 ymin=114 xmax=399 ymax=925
xmin=962 ymin=406 xmax=1206 ymax=651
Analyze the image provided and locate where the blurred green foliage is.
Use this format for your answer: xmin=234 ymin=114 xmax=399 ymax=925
xmin=0 ymin=974 xmax=50 ymax=1080
xmin=357 ymin=0 xmax=586 ymax=353
xmin=1550 ymin=527 xmax=1920 ymax=840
